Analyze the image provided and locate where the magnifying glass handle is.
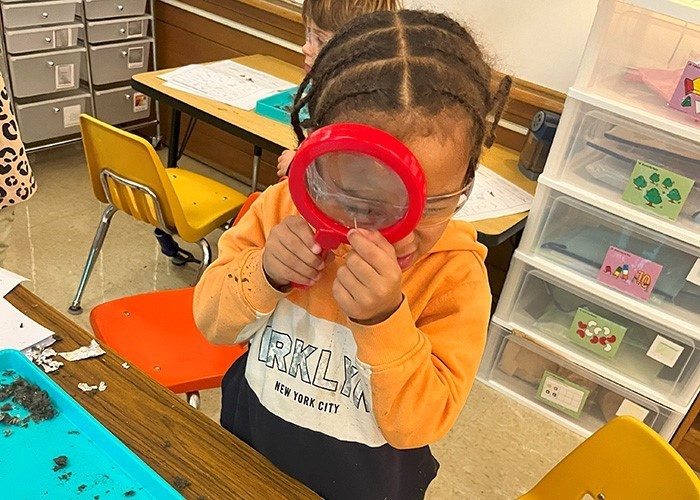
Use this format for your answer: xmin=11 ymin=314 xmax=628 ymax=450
xmin=292 ymin=248 xmax=329 ymax=290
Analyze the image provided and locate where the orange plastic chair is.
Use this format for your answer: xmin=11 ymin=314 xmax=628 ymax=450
xmin=89 ymin=191 xmax=261 ymax=408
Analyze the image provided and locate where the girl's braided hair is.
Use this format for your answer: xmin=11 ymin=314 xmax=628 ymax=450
xmin=291 ymin=10 xmax=512 ymax=186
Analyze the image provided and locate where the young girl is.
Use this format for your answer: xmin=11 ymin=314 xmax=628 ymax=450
xmin=194 ymin=10 xmax=511 ymax=499
xmin=276 ymin=0 xmax=401 ymax=177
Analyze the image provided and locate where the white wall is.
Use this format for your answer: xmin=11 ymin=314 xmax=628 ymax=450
xmin=403 ymin=0 xmax=599 ymax=93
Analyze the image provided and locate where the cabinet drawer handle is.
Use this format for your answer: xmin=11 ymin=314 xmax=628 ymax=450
xmin=119 ymin=28 xmax=126 ymax=34
xmin=124 ymin=94 xmax=131 ymax=100
xmin=45 ymin=37 xmax=52 ymax=43
xmin=117 ymin=4 xmax=124 ymax=10
xmin=42 ymin=12 xmax=49 ymax=18
xmin=121 ymin=50 xmax=127 ymax=57
xmin=47 ymin=61 xmax=55 ymax=67
xmin=52 ymin=107 xmax=60 ymax=113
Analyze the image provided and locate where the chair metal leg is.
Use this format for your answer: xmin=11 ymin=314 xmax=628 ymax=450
xmin=68 ymin=205 xmax=118 ymax=315
xmin=194 ymin=238 xmax=211 ymax=283
xmin=186 ymin=391 xmax=201 ymax=409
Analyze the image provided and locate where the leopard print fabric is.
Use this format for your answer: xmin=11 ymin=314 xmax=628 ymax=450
xmin=0 ymin=71 xmax=35 ymax=210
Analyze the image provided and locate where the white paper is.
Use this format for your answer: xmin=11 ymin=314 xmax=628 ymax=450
xmin=63 ymin=104 xmax=81 ymax=128
xmin=0 ymin=298 xmax=55 ymax=352
xmin=133 ymin=92 xmax=149 ymax=113
xmin=687 ymin=258 xmax=700 ymax=287
xmin=78 ymin=381 xmax=106 ymax=392
xmin=159 ymin=60 xmax=295 ymax=111
xmin=452 ymin=166 xmax=534 ymax=223
xmin=127 ymin=47 xmax=145 ymax=69
xmin=616 ymin=398 xmax=650 ymax=421
xmin=0 ymin=267 xmax=27 ymax=297
xmin=646 ymin=335 xmax=684 ymax=368
xmin=58 ymin=339 xmax=106 ymax=361
xmin=25 ymin=346 xmax=63 ymax=373
xmin=55 ymin=63 xmax=75 ymax=90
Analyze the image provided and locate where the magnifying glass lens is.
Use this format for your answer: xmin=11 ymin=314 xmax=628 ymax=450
xmin=304 ymin=151 xmax=409 ymax=230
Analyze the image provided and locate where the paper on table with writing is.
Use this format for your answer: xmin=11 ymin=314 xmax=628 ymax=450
xmin=452 ymin=165 xmax=534 ymax=223
xmin=159 ymin=60 xmax=295 ymax=111
xmin=0 ymin=297 xmax=54 ymax=351
xmin=0 ymin=267 xmax=27 ymax=297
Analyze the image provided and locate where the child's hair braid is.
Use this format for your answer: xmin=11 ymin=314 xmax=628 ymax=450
xmin=291 ymin=10 xmax=512 ymax=185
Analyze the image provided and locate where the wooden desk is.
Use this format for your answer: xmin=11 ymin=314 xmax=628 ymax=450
xmin=133 ymin=55 xmax=537 ymax=247
xmin=6 ymin=285 xmax=317 ymax=499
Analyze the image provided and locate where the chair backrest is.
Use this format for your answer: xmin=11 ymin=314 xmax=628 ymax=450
xmin=521 ymin=416 xmax=700 ymax=499
xmin=80 ymin=114 xmax=186 ymax=233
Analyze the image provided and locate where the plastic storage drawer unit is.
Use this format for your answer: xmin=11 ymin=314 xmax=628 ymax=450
xmin=478 ymin=321 xmax=682 ymax=439
xmin=519 ymin=186 xmax=700 ymax=331
xmin=497 ymin=256 xmax=700 ymax=409
xmin=575 ymin=0 xmax=700 ymax=134
xmin=83 ymin=38 xmax=152 ymax=85
xmin=15 ymin=90 xmax=92 ymax=143
xmin=8 ymin=47 xmax=85 ymax=97
xmin=5 ymin=23 xmax=81 ymax=54
xmin=83 ymin=0 xmax=147 ymax=20
xmin=82 ymin=16 xmax=150 ymax=43
xmin=1 ymin=0 xmax=80 ymax=29
xmin=540 ymin=94 xmax=700 ymax=247
xmin=94 ymin=85 xmax=149 ymax=125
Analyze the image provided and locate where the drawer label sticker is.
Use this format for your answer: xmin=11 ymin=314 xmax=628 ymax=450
xmin=669 ymin=61 xmax=700 ymax=118
xmin=687 ymin=258 xmax=700 ymax=287
xmin=54 ymin=28 xmax=71 ymax=48
xmin=133 ymin=92 xmax=149 ymax=113
xmin=536 ymin=371 xmax=590 ymax=418
xmin=616 ymin=398 xmax=650 ymax=422
xmin=622 ymin=160 xmax=694 ymax=221
xmin=567 ymin=308 xmax=627 ymax=359
xmin=127 ymin=47 xmax=145 ymax=69
xmin=127 ymin=20 xmax=144 ymax=38
xmin=63 ymin=104 xmax=81 ymax=128
xmin=55 ymin=64 xmax=74 ymax=90
xmin=597 ymin=246 xmax=663 ymax=301
xmin=646 ymin=335 xmax=684 ymax=368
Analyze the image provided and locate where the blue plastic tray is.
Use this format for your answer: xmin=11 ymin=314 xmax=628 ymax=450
xmin=255 ymin=87 xmax=310 ymax=124
xmin=0 ymin=349 xmax=182 ymax=499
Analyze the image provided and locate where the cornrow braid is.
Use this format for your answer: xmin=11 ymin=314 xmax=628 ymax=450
xmin=291 ymin=10 xmax=512 ymax=185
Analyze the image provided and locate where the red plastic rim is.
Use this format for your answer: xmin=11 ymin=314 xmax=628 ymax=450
xmin=288 ymin=123 xmax=426 ymax=250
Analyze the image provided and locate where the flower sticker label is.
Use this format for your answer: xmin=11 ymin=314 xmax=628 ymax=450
xmin=622 ymin=160 xmax=694 ymax=221
xmin=567 ymin=308 xmax=628 ymax=359
xmin=536 ymin=371 xmax=590 ymax=418
xmin=597 ymin=246 xmax=663 ymax=301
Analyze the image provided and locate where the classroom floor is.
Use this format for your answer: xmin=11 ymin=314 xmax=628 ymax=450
xmin=3 ymin=143 xmax=585 ymax=499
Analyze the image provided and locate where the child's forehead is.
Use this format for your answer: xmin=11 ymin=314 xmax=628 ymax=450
xmin=304 ymin=18 xmax=334 ymax=37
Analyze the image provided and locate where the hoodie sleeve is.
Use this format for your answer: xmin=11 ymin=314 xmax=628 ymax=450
xmin=351 ymin=249 xmax=491 ymax=449
xmin=193 ymin=183 xmax=289 ymax=345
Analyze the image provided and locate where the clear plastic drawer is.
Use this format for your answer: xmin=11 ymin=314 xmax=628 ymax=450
xmin=575 ymin=0 xmax=700 ymax=137
xmin=498 ymin=256 xmax=700 ymax=409
xmin=478 ymin=321 xmax=682 ymax=439
xmin=541 ymin=94 xmax=700 ymax=247
xmin=519 ymin=186 xmax=700 ymax=332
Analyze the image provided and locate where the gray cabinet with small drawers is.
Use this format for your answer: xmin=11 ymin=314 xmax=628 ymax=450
xmin=0 ymin=0 xmax=156 ymax=145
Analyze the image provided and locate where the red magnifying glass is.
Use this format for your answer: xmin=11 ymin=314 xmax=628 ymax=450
xmin=287 ymin=123 xmax=426 ymax=288
xmin=288 ymin=123 xmax=426 ymax=251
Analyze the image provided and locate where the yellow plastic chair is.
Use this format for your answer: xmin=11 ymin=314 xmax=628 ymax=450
xmin=69 ymin=114 xmax=248 ymax=314
xmin=519 ymin=416 xmax=700 ymax=500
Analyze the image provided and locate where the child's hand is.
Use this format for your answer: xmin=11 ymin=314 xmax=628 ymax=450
xmin=277 ymin=149 xmax=296 ymax=178
xmin=333 ymin=229 xmax=403 ymax=325
xmin=263 ymin=216 xmax=327 ymax=290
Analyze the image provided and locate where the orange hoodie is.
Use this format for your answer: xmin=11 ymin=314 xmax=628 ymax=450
xmin=194 ymin=180 xmax=490 ymax=450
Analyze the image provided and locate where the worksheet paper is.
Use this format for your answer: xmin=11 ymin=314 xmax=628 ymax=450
xmin=0 ymin=298 xmax=55 ymax=352
xmin=159 ymin=60 xmax=295 ymax=110
xmin=0 ymin=267 xmax=26 ymax=297
xmin=453 ymin=165 xmax=534 ymax=222
xmin=0 ymin=267 xmax=55 ymax=351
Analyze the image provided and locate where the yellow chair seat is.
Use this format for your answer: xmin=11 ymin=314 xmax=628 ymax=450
xmin=167 ymin=169 xmax=248 ymax=241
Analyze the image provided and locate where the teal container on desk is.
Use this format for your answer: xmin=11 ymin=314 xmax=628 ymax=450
xmin=0 ymin=349 xmax=182 ymax=499
xmin=255 ymin=87 xmax=310 ymax=124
